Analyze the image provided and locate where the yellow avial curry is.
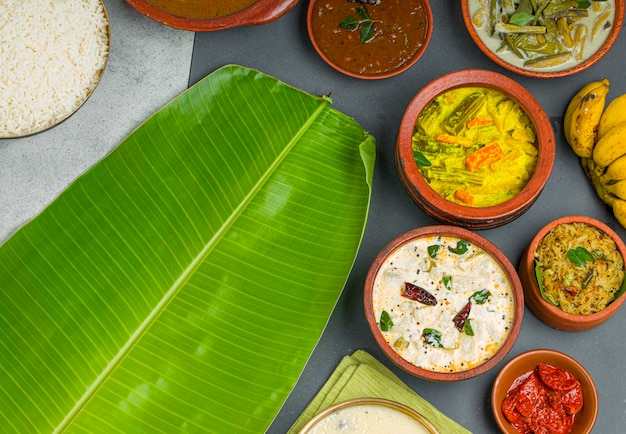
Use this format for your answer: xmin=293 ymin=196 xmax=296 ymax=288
xmin=413 ymin=86 xmax=538 ymax=208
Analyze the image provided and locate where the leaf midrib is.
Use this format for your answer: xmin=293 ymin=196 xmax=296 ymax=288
xmin=53 ymin=97 xmax=330 ymax=432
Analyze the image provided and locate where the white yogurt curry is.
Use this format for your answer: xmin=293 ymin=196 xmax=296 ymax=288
xmin=468 ymin=0 xmax=615 ymax=72
xmin=307 ymin=403 xmax=434 ymax=434
xmin=372 ymin=235 xmax=515 ymax=373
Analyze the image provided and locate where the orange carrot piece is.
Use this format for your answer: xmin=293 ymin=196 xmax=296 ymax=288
xmin=436 ymin=134 xmax=473 ymax=146
xmin=454 ymin=190 xmax=474 ymax=205
xmin=467 ymin=116 xmax=493 ymax=128
xmin=465 ymin=142 xmax=504 ymax=172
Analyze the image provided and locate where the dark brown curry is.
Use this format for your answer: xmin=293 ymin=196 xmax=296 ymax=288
xmin=310 ymin=0 xmax=430 ymax=77
xmin=147 ymin=0 xmax=259 ymax=19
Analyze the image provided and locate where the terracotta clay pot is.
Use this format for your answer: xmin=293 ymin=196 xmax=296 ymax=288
xmin=125 ymin=0 xmax=299 ymax=32
xmin=306 ymin=0 xmax=433 ymax=79
xmin=492 ymin=349 xmax=598 ymax=434
xmin=396 ymin=69 xmax=555 ymax=229
xmin=364 ymin=225 xmax=524 ymax=382
xmin=460 ymin=0 xmax=624 ymax=78
xmin=519 ymin=215 xmax=626 ymax=332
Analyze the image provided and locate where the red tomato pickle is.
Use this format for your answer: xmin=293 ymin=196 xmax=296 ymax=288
xmin=501 ymin=363 xmax=583 ymax=434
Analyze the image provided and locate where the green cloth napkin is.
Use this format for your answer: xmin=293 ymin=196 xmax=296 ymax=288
xmin=287 ymin=350 xmax=472 ymax=434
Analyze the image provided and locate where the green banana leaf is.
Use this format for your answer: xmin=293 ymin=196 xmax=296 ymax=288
xmin=0 ymin=65 xmax=375 ymax=433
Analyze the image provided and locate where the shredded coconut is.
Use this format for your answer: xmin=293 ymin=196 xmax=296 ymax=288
xmin=0 ymin=0 xmax=109 ymax=137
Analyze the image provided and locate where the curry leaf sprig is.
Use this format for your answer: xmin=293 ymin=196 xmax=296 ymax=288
xmin=340 ymin=5 xmax=381 ymax=43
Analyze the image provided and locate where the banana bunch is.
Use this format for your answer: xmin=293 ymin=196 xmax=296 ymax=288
xmin=564 ymin=78 xmax=626 ymax=228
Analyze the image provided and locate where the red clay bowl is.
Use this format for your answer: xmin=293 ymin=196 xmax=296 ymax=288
xmin=395 ymin=69 xmax=555 ymax=229
xmin=307 ymin=0 xmax=433 ymax=79
xmin=461 ymin=0 xmax=624 ymax=78
xmin=519 ymin=215 xmax=626 ymax=332
xmin=492 ymin=349 xmax=598 ymax=434
xmin=364 ymin=226 xmax=524 ymax=382
xmin=125 ymin=0 xmax=299 ymax=32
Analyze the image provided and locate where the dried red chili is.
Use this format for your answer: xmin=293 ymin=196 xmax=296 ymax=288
xmin=452 ymin=301 xmax=472 ymax=331
xmin=502 ymin=363 xmax=583 ymax=434
xmin=401 ymin=282 xmax=437 ymax=305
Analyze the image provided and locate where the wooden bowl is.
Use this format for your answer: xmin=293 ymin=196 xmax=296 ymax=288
xmin=298 ymin=398 xmax=439 ymax=434
xmin=364 ymin=226 xmax=524 ymax=382
xmin=519 ymin=215 xmax=626 ymax=331
xmin=125 ymin=0 xmax=299 ymax=32
xmin=307 ymin=0 xmax=433 ymax=79
xmin=461 ymin=0 xmax=624 ymax=78
xmin=492 ymin=349 xmax=598 ymax=434
xmin=395 ymin=69 xmax=555 ymax=229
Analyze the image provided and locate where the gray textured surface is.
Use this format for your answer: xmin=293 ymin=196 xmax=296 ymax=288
xmin=2 ymin=0 xmax=625 ymax=432
xmin=188 ymin=2 xmax=626 ymax=433
xmin=0 ymin=0 xmax=194 ymax=241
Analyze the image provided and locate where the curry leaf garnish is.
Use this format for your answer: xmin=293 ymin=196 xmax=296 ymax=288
xmin=535 ymin=260 xmax=559 ymax=306
xmin=463 ymin=318 xmax=475 ymax=336
xmin=509 ymin=11 xmax=535 ymax=26
xmin=448 ymin=240 xmax=470 ymax=255
xmin=427 ymin=244 xmax=440 ymax=259
xmin=339 ymin=5 xmax=380 ymax=43
xmin=567 ymin=247 xmax=595 ymax=267
xmin=469 ymin=288 xmax=491 ymax=304
xmin=576 ymin=0 xmax=591 ymax=8
xmin=422 ymin=328 xmax=444 ymax=347
xmin=442 ymin=275 xmax=452 ymax=291
xmin=414 ymin=150 xmax=432 ymax=167
xmin=379 ymin=310 xmax=394 ymax=331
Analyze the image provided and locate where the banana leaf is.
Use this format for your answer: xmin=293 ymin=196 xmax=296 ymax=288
xmin=0 ymin=65 xmax=375 ymax=433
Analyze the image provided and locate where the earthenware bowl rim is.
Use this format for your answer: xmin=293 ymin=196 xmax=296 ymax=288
xmin=125 ymin=0 xmax=299 ymax=32
xmin=395 ymin=69 xmax=555 ymax=228
xmin=364 ymin=225 xmax=524 ymax=382
xmin=460 ymin=0 xmax=624 ymax=78
xmin=521 ymin=215 xmax=626 ymax=328
xmin=491 ymin=348 xmax=598 ymax=433
xmin=298 ymin=397 xmax=440 ymax=434
xmin=306 ymin=0 xmax=434 ymax=80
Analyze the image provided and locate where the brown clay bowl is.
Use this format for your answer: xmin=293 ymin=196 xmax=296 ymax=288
xmin=395 ymin=69 xmax=555 ymax=229
xmin=298 ymin=398 xmax=440 ymax=434
xmin=519 ymin=215 xmax=626 ymax=332
xmin=307 ymin=0 xmax=433 ymax=79
xmin=461 ymin=0 xmax=624 ymax=78
xmin=492 ymin=349 xmax=598 ymax=434
xmin=125 ymin=0 xmax=299 ymax=32
xmin=364 ymin=225 xmax=524 ymax=382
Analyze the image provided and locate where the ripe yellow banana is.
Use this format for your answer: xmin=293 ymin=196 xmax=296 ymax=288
xmin=613 ymin=199 xmax=626 ymax=229
xmin=601 ymin=153 xmax=626 ymax=183
xmin=592 ymin=121 xmax=626 ymax=168
xmin=598 ymin=93 xmax=626 ymax=140
xmin=604 ymin=179 xmax=626 ymax=200
xmin=563 ymin=78 xmax=610 ymax=158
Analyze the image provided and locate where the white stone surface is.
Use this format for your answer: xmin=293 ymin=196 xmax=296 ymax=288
xmin=0 ymin=0 xmax=194 ymax=242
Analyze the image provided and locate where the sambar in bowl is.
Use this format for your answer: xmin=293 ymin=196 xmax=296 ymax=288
xmin=307 ymin=0 xmax=433 ymax=79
